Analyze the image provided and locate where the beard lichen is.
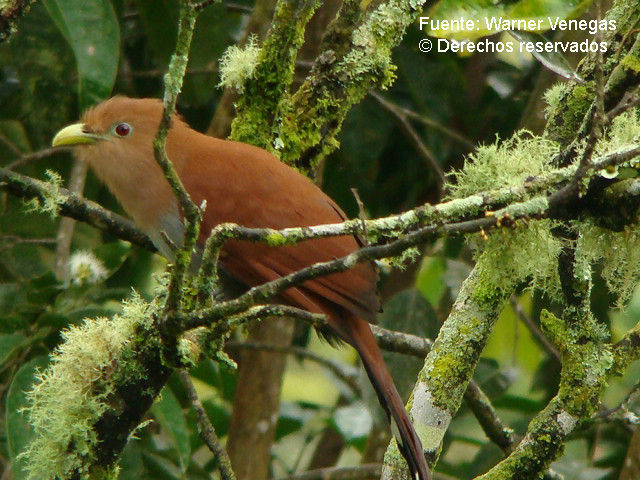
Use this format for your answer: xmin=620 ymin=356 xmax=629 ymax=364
xmin=20 ymin=293 xmax=157 ymax=480
xmin=217 ymin=35 xmax=261 ymax=93
xmin=447 ymin=131 xmax=560 ymax=198
xmin=573 ymin=110 xmax=640 ymax=307
xmin=448 ymin=131 xmax=563 ymax=295
xmin=448 ymin=108 xmax=640 ymax=304
xmin=576 ymin=222 xmax=640 ymax=308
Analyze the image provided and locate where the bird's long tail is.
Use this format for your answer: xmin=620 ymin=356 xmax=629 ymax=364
xmin=342 ymin=315 xmax=431 ymax=480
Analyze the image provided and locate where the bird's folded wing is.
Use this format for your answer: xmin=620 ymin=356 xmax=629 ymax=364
xmin=221 ymin=238 xmax=379 ymax=323
xmin=181 ymin=136 xmax=379 ymax=323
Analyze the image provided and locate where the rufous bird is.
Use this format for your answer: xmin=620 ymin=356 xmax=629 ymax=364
xmin=52 ymin=96 xmax=430 ymax=480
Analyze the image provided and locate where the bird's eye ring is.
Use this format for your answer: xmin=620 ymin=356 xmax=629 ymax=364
xmin=114 ymin=122 xmax=132 ymax=137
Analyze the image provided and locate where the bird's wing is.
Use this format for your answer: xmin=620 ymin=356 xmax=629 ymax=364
xmin=180 ymin=137 xmax=379 ymax=323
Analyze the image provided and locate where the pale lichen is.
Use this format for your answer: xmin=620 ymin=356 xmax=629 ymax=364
xmin=576 ymin=222 xmax=640 ymax=306
xmin=20 ymin=294 xmax=157 ymax=480
xmin=448 ymin=131 xmax=559 ymax=198
xmin=594 ymin=109 xmax=640 ymax=160
xmin=25 ymin=169 xmax=63 ymax=218
xmin=543 ymin=82 xmax=568 ymax=119
xmin=217 ymin=35 xmax=261 ymax=93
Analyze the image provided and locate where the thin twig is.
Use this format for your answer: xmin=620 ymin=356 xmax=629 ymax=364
xmin=0 ymin=235 xmax=56 ymax=252
xmin=510 ymin=297 xmax=561 ymax=363
xmin=0 ymin=131 xmax=23 ymax=157
xmin=369 ymin=91 xmax=446 ymax=186
xmin=370 ymin=91 xmax=475 ymax=150
xmin=0 ymin=167 xmax=155 ymax=251
xmin=55 ymin=159 xmax=88 ymax=282
xmin=153 ymin=0 xmax=201 ymax=315
xmin=6 ymin=146 xmax=71 ymax=170
xmin=195 ymin=0 xmax=220 ymax=11
xmin=178 ymin=370 xmax=236 ymax=480
xmin=463 ymin=382 xmax=516 ymax=453
xmin=606 ymin=89 xmax=640 ymax=121
xmin=274 ymin=464 xmax=382 ymax=480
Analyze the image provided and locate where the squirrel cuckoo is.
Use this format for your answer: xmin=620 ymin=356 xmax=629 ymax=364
xmin=52 ymin=96 xmax=430 ymax=480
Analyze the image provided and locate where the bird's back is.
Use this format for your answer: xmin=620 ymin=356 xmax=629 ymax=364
xmin=173 ymin=133 xmax=380 ymax=327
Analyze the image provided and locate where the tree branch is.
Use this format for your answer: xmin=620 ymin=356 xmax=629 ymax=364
xmin=178 ymin=370 xmax=236 ymax=480
xmin=153 ymin=0 xmax=201 ymax=316
xmin=0 ymin=167 xmax=155 ymax=251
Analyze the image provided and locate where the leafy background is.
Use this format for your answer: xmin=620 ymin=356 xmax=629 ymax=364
xmin=0 ymin=0 xmax=638 ymax=479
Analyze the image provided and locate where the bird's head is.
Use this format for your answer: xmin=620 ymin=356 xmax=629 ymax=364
xmin=51 ymin=96 xmax=188 ymax=233
xmin=51 ymin=96 xmax=185 ymax=150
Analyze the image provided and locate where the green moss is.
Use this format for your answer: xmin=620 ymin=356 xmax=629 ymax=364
xmin=545 ymin=83 xmax=594 ymax=145
xmin=543 ymin=82 xmax=567 ymax=119
xmin=621 ymin=53 xmax=640 ymax=73
xmin=229 ymin=0 xmax=321 ymax=152
xmin=540 ymin=310 xmax=568 ymax=352
xmin=264 ymin=231 xmax=289 ymax=246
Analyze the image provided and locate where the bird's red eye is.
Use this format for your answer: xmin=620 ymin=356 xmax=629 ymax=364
xmin=114 ymin=123 xmax=131 ymax=137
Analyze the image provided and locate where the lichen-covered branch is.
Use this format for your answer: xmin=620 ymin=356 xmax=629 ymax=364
xmin=545 ymin=0 xmax=640 ymax=152
xmin=153 ymin=0 xmax=201 ymax=316
xmin=380 ymin=255 xmax=514 ymax=480
xmin=472 ymin=234 xmax=612 ymax=479
xmin=0 ymin=167 xmax=155 ymax=251
xmin=178 ymin=370 xmax=236 ymax=480
xmin=369 ymin=324 xmax=518 ymax=457
xmin=279 ymin=0 xmax=431 ymax=172
xmin=229 ymin=0 xmax=321 ymax=150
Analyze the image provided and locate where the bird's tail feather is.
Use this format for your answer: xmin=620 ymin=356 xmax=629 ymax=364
xmin=344 ymin=317 xmax=431 ymax=480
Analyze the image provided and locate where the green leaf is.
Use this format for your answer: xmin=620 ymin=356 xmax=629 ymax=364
xmin=134 ymin=0 xmax=238 ymax=105
xmin=473 ymin=358 xmax=514 ymax=399
xmin=190 ymin=359 xmax=237 ymax=402
xmin=119 ymin=441 xmax=145 ymax=480
xmin=201 ymin=399 xmax=231 ymax=438
xmin=92 ymin=241 xmax=131 ymax=277
xmin=509 ymin=30 xmax=582 ymax=81
xmin=0 ymin=333 xmax=28 ymax=367
xmin=142 ymin=451 xmax=182 ymax=480
xmin=26 ymin=272 xmax=63 ymax=305
xmin=274 ymin=401 xmax=315 ymax=441
xmin=426 ymin=0 xmax=586 ymax=40
xmin=0 ymin=282 xmax=22 ymax=312
xmin=417 ymin=257 xmax=446 ymax=306
xmin=6 ymin=356 xmax=49 ymax=480
xmin=43 ymin=0 xmax=119 ymax=109
xmin=331 ymin=402 xmax=372 ymax=451
xmin=151 ymin=386 xmax=191 ymax=473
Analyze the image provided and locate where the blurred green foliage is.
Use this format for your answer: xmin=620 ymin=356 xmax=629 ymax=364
xmin=0 ymin=0 xmax=637 ymax=479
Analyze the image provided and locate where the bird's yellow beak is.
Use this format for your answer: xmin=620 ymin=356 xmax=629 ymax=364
xmin=51 ymin=123 xmax=98 ymax=147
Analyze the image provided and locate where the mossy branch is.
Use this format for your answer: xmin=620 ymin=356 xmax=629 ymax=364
xmin=0 ymin=167 xmax=155 ymax=251
xmin=545 ymin=0 xmax=640 ymax=152
xmin=153 ymin=0 xmax=201 ymax=318
xmin=279 ymin=0 xmax=431 ymax=172
xmin=473 ymin=240 xmax=612 ymax=479
xmin=229 ymin=0 xmax=321 ymax=151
